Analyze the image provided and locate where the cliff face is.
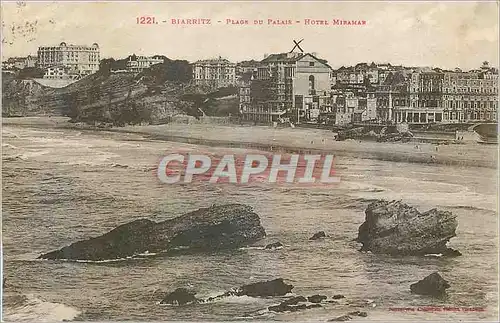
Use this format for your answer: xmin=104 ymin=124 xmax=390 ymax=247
xmin=2 ymin=67 xmax=238 ymax=124
xmin=2 ymin=77 xmax=59 ymax=116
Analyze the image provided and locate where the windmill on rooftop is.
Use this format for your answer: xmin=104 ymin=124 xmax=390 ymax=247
xmin=290 ymin=39 xmax=304 ymax=53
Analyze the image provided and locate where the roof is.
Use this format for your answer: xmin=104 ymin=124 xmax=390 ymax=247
xmin=383 ymin=72 xmax=407 ymax=86
xmin=193 ymin=58 xmax=234 ymax=65
xmin=261 ymin=52 xmax=332 ymax=69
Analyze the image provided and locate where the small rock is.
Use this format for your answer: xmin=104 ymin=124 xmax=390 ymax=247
xmin=235 ymin=278 xmax=293 ymax=297
xmin=328 ymin=315 xmax=352 ymax=321
xmin=348 ymin=311 xmax=368 ymax=317
xmin=268 ymin=296 xmax=322 ymax=313
xmin=282 ymin=296 xmax=307 ymax=306
xmin=310 ymin=231 xmax=326 ymax=240
xmin=410 ymin=272 xmax=450 ymax=296
xmin=308 ymin=294 xmax=327 ymax=303
xmin=442 ymin=248 xmax=462 ymax=257
xmin=160 ymin=288 xmax=198 ymax=305
xmin=326 ymin=300 xmax=340 ymax=304
xmin=265 ymin=242 xmax=284 ymax=249
xmin=332 ymin=294 xmax=345 ymax=299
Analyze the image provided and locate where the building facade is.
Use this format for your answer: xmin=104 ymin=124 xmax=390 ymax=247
xmin=192 ymin=57 xmax=236 ymax=88
xmin=126 ymin=56 xmax=164 ymax=73
xmin=240 ymin=52 xmax=333 ymax=124
xmin=2 ymin=55 xmax=37 ymax=70
xmin=37 ymin=42 xmax=100 ymax=75
xmin=442 ymin=62 xmax=498 ymax=123
xmin=392 ymin=69 xmax=444 ymax=124
xmin=43 ymin=65 xmax=81 ymax=80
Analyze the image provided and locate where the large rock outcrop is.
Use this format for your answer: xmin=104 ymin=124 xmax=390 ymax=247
xmin=356 ymin=200 xmax=459 ymax=256
xmin=39 ymin=204 xmax=266 ymax=261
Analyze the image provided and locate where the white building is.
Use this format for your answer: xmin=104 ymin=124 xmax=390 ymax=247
xmin=192 ymin=57 xmax=236 ymax=88
xmin=37 ymin=42 xmax=100 ymax=75
xmin=126 ymin=56 xmax=164 ymax=73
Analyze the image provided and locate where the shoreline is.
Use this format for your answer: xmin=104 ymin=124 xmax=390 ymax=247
xmin=2 ymin=117 xmax=498 ymax=169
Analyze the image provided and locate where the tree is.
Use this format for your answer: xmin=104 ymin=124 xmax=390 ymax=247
xmin=17 ymin=67 xmax=46 ymax=79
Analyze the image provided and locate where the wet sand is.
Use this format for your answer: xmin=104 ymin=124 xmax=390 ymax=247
xmin=3 ymin=117 xmax=498 ymax=168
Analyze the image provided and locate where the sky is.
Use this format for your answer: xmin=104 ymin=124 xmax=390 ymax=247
xmin=1 ymin=1 xmax=499 ymax=70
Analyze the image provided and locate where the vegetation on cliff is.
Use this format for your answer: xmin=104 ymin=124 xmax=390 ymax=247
xmin=2 ymin=55 xmax=239 ymax=124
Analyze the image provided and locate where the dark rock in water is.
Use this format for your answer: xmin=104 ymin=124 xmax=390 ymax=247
xmin=160 ymin=288 xmax=198 ymax=305
xmin=308 ymin=294 xmax=327 ymax=303
xmin=38 ymin=204 xmax=266 ymax=261
xmin=357 ymin=200 xmax=458 ymax=256
xmin=310 ymin=231 xmax=326 ymax=240
xmin=348 ymin=311 xmax=368 ymax=317
xmin=268 ymin=296 xmax=322 ymax=313
xmin=410 ymin=272 xmax=450 ymax=296
xmin=268 ymin=296 xmax=306 ymax=312
xmin=233 ymin=278 xmax=293 ymax=297
xmin=332 ymin=294 xmax=345 ymax=299
xmin=282 ymin=296 xmax=308 ymax=305
xmin=328 ymin=315 xmax=352 ymax=321
xmin=269 ymin=303 xmax=307 ymax=312
xmin=265 ymin=242 xmax=283 ymax=249
xmin=442 ymin=248 xmax=462 ymax=257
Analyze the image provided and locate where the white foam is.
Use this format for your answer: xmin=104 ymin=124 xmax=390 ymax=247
xmin=3 ymin=294 xmax=81 ymax=322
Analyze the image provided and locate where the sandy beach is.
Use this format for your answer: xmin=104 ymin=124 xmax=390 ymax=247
xmin=2 ymin=116 xmax=498 ymax=168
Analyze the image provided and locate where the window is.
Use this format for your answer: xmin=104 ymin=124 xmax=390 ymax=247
xmin=309 ymin=62 xmax=315 ymax=67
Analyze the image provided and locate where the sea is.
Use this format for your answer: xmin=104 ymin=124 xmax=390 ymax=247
xmin=1 ymin=124 xmax=498 ymax=322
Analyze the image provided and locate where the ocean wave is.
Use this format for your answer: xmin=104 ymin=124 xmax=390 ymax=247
xmin=238 ymin=246 xmax=266 ymax=250
xmin=36 ymin=250 xmax=161 ymax=263
xmin=2 ymin=143 xmax=19 ymax=150
xmin=2 ymin=293 xmax=81 ymax=322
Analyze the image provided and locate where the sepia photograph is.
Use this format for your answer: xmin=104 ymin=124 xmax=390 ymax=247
xmin=1 ymin=1 xmax=499 ymax=322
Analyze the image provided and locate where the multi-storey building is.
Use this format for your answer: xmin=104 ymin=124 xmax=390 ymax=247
xmin=43 ymin=65 xmax=81 ymax=80
xmin=442 ymin=62 xmax=498 ymax=123
xmin=37 ymin=42 xmax=100 ymax=75
xmin=393 ymin=68 xmax=444 ymax=124
xmin=192 ymin=57 xmax=236 ymax=88
xmin=238 ymin=71 xmax=253 ymax=116
xmin=333 ymin=91 xmax=377 ymax=125
xmin=126 ymin=56 xmax=164 ymax=73
xmin=2 ymin=55 xmax=37 ymax=70
xmin=334 ymin=62 xmax=402 ymax=86
xmin=240 ymin=51 xmax=333 ymax=124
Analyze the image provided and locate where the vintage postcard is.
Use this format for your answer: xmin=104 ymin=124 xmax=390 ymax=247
xmin=1 ymin=1 xmax=499 ymax=322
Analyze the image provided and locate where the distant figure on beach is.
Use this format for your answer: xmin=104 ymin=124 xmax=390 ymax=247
xmin=435 ymin=145 xmax=439 ymax=152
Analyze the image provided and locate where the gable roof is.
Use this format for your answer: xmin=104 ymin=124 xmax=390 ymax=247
xmin=261 ymin=52 xmax=332 ymax=69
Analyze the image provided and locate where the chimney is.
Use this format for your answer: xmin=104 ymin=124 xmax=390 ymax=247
xmin=311 ymin=52 xmax=318 ymax=57
xmin=263 ymin=53 xmax=269 ymax=59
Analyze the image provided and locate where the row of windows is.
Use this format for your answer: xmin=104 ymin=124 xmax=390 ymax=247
xmin=444 ymin=112 xmax=497 ymax=120
xmin=443 ymin=95 xmax=497 ymax=100
xmin=444 ymin=101 xmax=497 ymax=109
xmin=443 ymin=88 xmax=497 ymax=93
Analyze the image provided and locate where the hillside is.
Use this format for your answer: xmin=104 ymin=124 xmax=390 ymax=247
xmin=2 ymin=59 xmax=239 ymax=125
